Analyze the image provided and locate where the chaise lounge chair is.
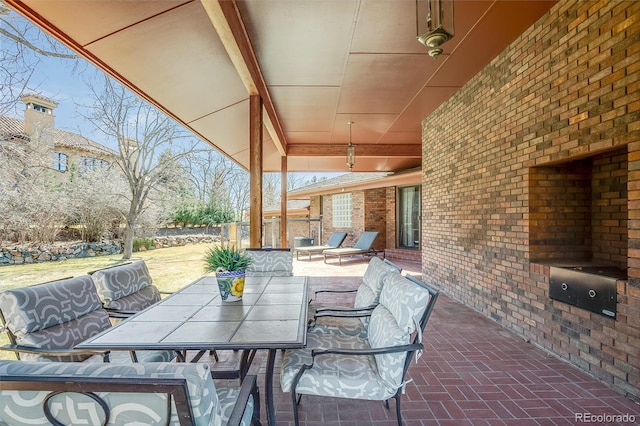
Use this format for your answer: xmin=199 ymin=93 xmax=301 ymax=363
xmin=294 ymin=232 xmax=348 ymax=260
xmin=322 ymin=231 xmax=380 ymax=265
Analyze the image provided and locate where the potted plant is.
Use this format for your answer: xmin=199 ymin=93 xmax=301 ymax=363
xmin=204 ymin=244 xmax=252 ymax=302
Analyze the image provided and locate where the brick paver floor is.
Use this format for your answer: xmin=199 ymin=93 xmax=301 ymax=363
xmin=208 ymin=255 xmax=639 ymax=425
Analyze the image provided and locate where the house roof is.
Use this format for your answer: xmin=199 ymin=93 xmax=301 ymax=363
xmin=0 ymin=116 xmax=117 ymax=158
xmin=263 ymin=199 xmax=310 ymax=216
xmin=289 ymin=169 xmax=421 ymax=199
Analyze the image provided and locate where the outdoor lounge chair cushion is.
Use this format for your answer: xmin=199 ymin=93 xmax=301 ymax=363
xmin=91 ymin=260 xmax=161 ymax=311
xmin=0 ymin=276 xmax=174 ymax=363
xmin=0 ymin=360 xmax=256 ymax=426
xmin=245 ymin=248 xmax=293 ymax=277
xmin=325 ymin=231 xmax=348 ymax=247
xmin=294 ymin=232 xmax=348 ymax=259
xmin=322 ymin=231 xmax=379 ymax=264
xmin=281 ymin=271 xmax=434 ymax=400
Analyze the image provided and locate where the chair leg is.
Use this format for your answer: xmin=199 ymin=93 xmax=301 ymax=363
xmin=395 ymin=394 xmax=402 ymax=426
xmin=292 ymin=392 xmax=300 ymax=426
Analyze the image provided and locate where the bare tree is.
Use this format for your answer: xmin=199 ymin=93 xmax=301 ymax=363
xmin=0 ymin=4 xmax=80 ymax=115
xmin=182 ymin=150 xmax=236 ymax=204
xmin=83 ymin=76 xmax=201 ymax=259
xmin=227 ymin=170 xmax=250 ymax=221
xmin=0 ymin=129 xmax=68 ymax=243
xmin=65 ymin=165 xmax=127 ymax=242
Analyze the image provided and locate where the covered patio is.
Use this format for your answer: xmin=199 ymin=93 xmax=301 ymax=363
xmin=3 ymin=0 xmax=639 ymax=416
xmin=219 ymin=257 xmax=639 ymax=424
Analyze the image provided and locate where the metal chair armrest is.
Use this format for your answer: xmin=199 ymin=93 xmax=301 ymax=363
xmin=310 ymin=288 xmax=357 ymax=303
xmin=226 ymin=374 xmax=261 ymax=426
xmin=105 ymin=308 xmax=136 ymax=319
xmin=315 ymin=304 xmax=375 ymax=314
xmin=310 ymin=343 xmax=424 ymax=359
xmin=0 ymin=344 xmax=109 ymax=360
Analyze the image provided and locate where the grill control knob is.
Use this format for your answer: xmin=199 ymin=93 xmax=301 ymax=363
xmin=561 ymin=283 xmax=568 ymax=291
xmin=588 ymin=289 xmax=597 ymax=298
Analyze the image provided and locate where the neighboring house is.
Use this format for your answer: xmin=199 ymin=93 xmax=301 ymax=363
xmin=0 ymin=94 xmax=117 ymax=180
xmin=285 ymin=169 xmax=422 ymax=263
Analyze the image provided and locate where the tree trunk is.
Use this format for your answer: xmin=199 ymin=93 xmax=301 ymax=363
xmin=122 ymin=211 xmax=137 ymax=260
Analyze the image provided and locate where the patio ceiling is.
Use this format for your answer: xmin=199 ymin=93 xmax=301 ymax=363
xmin=6 ymin=0 xmax=555 ymax=173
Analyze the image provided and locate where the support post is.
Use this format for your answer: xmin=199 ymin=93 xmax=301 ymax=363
xmin=249 ymin=95 xmax=263 ymax=248
xmin=280 ymin=156 xmax=288 ymax=248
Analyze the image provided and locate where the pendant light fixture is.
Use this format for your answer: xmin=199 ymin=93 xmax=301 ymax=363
xmin=416 ymin=0 xmax=454 ymax=59
xmin=346 ymin=121 xmax=355 ymax=170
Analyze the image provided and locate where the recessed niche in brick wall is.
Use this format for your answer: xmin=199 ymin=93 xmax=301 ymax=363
xmin=529 ymin=147 xmax=628 ymax=270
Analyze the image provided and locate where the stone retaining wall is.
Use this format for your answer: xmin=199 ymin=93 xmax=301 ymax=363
xmin=0 ymin=234 xmax=221 ymax=265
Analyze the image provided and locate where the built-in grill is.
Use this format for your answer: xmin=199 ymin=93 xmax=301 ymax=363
xmin=549 ymin=265 xmax=626 ymax=319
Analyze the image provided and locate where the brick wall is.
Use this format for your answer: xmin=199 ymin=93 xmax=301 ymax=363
xmin=385 ymin=187 xmax=397 ymax=248
xmin=530 ymin=148 xmax=628 ymax=267
xmin=421 ymin=0 xmax=639 ymax=399
xmin=321 ymin=192 xmax=361 ymax=246
xmin=318 ymin=189 xmax=391 ymax=251
xmin=363 ymin=188 xmax=387 ymax=251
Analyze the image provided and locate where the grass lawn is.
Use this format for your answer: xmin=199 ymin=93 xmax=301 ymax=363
xmin=0 ymin=243 xmax=212 ymax=292
xmin=0 ymin=243 xmax=214 ymax=360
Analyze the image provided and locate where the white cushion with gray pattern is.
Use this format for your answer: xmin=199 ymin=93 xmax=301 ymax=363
xmin=0 ymin=360 xmax=254 ymax=426
xmin=91 ymin=260 xmax=162 ymax=311
xmin=245 ymin=249 xmax=293 ymax=277
xmin=281 ymin=271 xmax=432 ymax=400
xmin=310 ymin=257 xmax=401 ymax=337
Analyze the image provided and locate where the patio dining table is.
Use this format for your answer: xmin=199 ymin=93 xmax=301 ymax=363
xmin=77 ymin=274 xmax=309 ymax=426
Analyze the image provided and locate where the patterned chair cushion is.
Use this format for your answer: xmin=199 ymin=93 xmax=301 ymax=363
xmin=280 ymin=331 xmax=392 ymax=400
xmin=367 ymin=272 xmax=432 ymax=390
xmin=0 ymin=276 xmax=175 ymax=364
xmin=310 ymin=258 xmax=400 ymax=336
xmin=217 ymin=385 xmax=255 ymax=426
xmin=0 ymin=276 xmax=112 ymax=362
xmin=245 ymin=250 xmax=293 ymax=277
xmin=282 ymin=271 xmax=432 ymax=401
xmin=0 ymin=276 xmax=104 ymax=335
xmin=0 ymin=361 xmax=234 ymax=426
xmin=91 ymin=261 xmax=160 ymax=309
xmin=106 ymin=285 xmax=161 ymax=311
xmin=354 ymin=257 xmax=399 ymax=308
xmin=308 ymin=315 xmax=367 ymax=338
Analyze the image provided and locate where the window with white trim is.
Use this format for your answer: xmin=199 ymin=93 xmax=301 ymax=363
xmin=332 ymin=193 xmax=352 ymax=228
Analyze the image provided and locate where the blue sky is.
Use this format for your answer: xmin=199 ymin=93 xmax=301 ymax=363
xmin=12 ymin=43 xmax=344 ymax=180
xmin=4 ymin=11 xmax=345 ymax=181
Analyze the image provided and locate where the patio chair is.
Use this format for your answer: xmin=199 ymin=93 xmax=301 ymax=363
xmin=294 ymin=231 xmax=347 ymax=260
xmin=322 ymin=231 xmax=380 ymax=265
xmin=0 ymin=360 xmax=262 ymax=426
xmin=89 ymin=260 xmax=164 ymax=314
xmin=0 ymin=275 xmax=177 ymax=363
xmin=309 ymin=257 xmax=402 ymax=338
xmin=245 ymin=247 xmax=293 ymax=277
xmin=281 ymin=272 xmax=439 ymax=426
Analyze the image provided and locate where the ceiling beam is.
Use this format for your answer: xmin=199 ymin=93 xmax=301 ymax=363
xmin=201 ymin=0 xmax=287 ymax=156
xmin=287 ymin=144 xmax=421 ymax=158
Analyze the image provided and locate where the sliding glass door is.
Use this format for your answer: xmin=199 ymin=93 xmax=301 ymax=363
xmin=398 ymin=185 xmax=421 ymax=250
